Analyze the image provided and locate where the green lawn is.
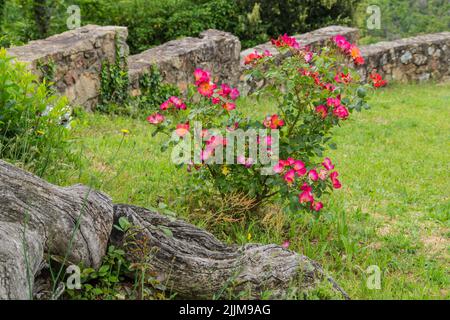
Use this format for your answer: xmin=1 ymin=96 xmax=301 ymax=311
xmin=56 ymin=82 xmax=449 ymax=299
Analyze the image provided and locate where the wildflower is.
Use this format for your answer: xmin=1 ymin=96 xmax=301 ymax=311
xmin=169 ymin=96 xmax=187 ymax=110
xmin=330 ymin=171 xmax=342 ymax=189
xmin=281 ymin=240 xmax=290 ymax=249
xmin=321 ymin=83 xmax=336 ymax=92
xmin=350 ymin=45 xmax=365 ymax=65
xmin=245 ymin=50 xmax=272 ymax=65
xmin=247 ymin=233 xmax=252 ymax=241
xmin=160 ymin=100 xmax=170 ymax=110
xmin=198 ymin=81 xmax=217 ymax=97
xmin=230 ymin=88 xmax=240 ymax=100
xmin=318 ymin=169 xmax=328 ymax=180
xmin=121 ymin=129 xmax=130 ymax=135
xmin=223 ymin=102 xmax=236 ymax=111
xmin=221 ymin=166 xmax=230 ymax=176
xmin=308 ymin=169 xmax=319 ymax=181
xmin=194 ymin=68 xmax=211 ymax=85
xmin=286 ymin=158 xmax=295 ymax=166
xmin=160 ymin=96 xmax=186 ymax=110
xmin=332 ymin=35 xmax=365 ymax=65
xmin=327 ymin=97 xmax=341 ymax=108
xmin=311 ymin=201 xmax=323 ymax=212
xmin=299 ymin=190 xmax=314 ymax=203
xmin=322 ymin=157 xmax=334 ymax=171
xmin=147 ymin=113 xmax=165 ymax=125
xmin=244 ymin=51 xmax=262 ymax=65
xmin=201 ymin=148 xmax=213 ymax=162
xmin=36 ymin=130 xmax=45 ymax=135
xmin=263 ymin=114 xmax=285 ymax=129
xmin=273 ymin=161 xmax=285 ymax=174
xmin=293 ymin=160 xmax=305 ymax=171
xmin=206 ymin=136 xmax=227 ymax=151
xmin=370 ymin=71 xmax=387 ymax=88
xmin=237 ymin=155 xmax=254 ymax=168
xmin=300 ymin=183 xmax=312 ymax=193
xmin=332 ymin=35 xmax=352 ymax=52
xmin=218 ymin=83 xmax=231 ymax=97
xmin=296 ymin=167 xmax=307 ymax=176
xmin=175 ymin=122 xmax=190 ymax=137
xmin=354 ymin=56 xmax=365 ymax=65
xmin=334 ymin=72 xmax=352 ymax=84
xmin=333 ymin=105 xmax=349 ymax=119
xmin=304 ymin=51 xmax=313 ymax=63
xmin=350 ymin=45 xmax=362 ymax=60
xmin=272 ymin=34 xmax=300 ymax=50
xmin=283 ymin=169 xmax=296 ymax=184
xmin=315 ymin=105 xmax=328 ymax=119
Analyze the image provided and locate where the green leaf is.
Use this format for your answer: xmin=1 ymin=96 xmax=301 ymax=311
xmin=98 ymin=265 xmax=110 ymax=274
xmin=118 ymin=216 xmax=131 ymax=232
xmin=159 ymin=226 xmax=173 ymax=237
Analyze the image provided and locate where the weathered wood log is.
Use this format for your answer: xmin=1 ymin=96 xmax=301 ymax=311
xmin=0 ymin=159 xmax=348 ymax=299
xmin=0 ymin=160 xmax=113 ymax=299
xmin=112 ymin=204 xmax=349 ymax=299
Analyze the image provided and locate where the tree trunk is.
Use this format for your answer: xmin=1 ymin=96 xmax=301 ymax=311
xmin=0 ymin=160 xmax=113 ymax=299
xmin=0 ymin=159 xmax=348 ymax=299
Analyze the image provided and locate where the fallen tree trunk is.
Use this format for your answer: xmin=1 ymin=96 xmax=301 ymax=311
xmin=0 ymin=160 xmax=113 ymax=299
xmin=0 ymin=160 xmax=348 ymax=299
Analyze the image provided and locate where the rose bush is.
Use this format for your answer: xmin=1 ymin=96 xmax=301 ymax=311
xmin=147 ymin=34 xmax=379 ymax=215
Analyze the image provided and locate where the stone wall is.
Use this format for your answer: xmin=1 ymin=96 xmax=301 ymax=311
xmin=359 ymin=32 xmax=450 ymax=82
xmin=7 ymin=25 xmax=128 ymax=109
xmin=5 ymin=24 xmax=450 ymax=109
xmin=128 ymin=29 xmax=241 ymax=95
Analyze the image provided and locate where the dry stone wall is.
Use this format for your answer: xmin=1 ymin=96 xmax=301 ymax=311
xmin=5 ymin=25 xmax=450 ymax=109
xmin=7 ymin=25 xmax=128 ymax=109
xmin=359 ymin=32 xmax=450 ymax=82
xmin=128 ymin=29 xmax=241 ymax=95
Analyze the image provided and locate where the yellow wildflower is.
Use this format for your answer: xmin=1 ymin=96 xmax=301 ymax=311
xmin=121 ymin=129 xmax=130 ymax=135
xmin=221 ymin=165 xmax=230 ymax=176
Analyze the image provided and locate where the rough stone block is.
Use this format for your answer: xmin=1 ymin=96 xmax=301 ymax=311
xmin=359 ymin=32 xmax=450 ymax=82
xmin=7 ymin=25 xmax=129 ymax=109
xmin=128 ymin=29 xmax=241 ymax=94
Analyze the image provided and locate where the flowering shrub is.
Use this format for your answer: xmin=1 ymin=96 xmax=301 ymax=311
xmin=148 ymin=34 xmax=376 ymax=214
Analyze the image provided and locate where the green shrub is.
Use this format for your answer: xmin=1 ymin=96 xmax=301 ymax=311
xmin=0 ymin=48 xmax=72 ymax=175
xmin=97 ymin=40 xmax=130 ymax=114
xmin=237 ymin=0 xmax=359 ymax=45
xmin=134 ymin=65 xmax=181 ymax=113
xmin=97 ymin=49 xmax=179 ymax=116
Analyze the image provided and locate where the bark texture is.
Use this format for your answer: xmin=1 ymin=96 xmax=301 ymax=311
xmin=0 ymin=160 xmax=113 ymax=299
xmin=112 ymin=204 xmax=348 ymax=299
xmin=0 ymin=160 xmax=347 ymax=299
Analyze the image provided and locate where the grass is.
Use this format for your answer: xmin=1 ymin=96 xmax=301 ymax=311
xmin=53 ymin=82 xmax=449 ymax=299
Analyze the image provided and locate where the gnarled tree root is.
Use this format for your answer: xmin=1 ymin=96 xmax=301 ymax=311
xmin=0 ymin=160 xmax=348 ymax=299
